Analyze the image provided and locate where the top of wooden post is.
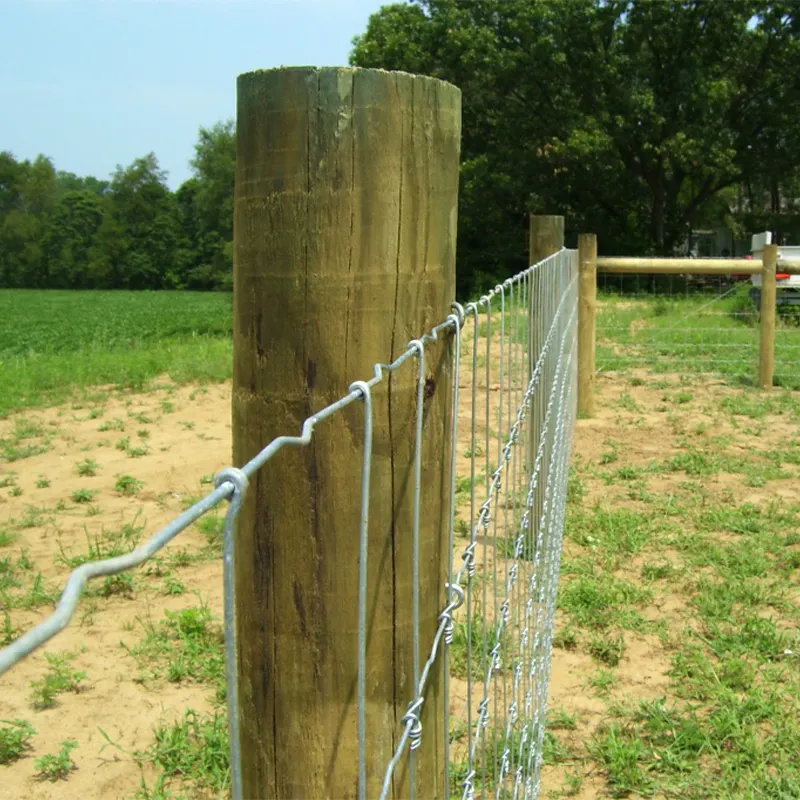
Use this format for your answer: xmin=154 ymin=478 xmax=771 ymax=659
xmin=529 ymin=214 xmax=565 ymax=266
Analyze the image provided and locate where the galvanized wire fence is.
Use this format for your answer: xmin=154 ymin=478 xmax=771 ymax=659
xmin=0 ymin=250 xmax=578 ymax=800
xmin=596 ymin=271 xmax=800 ymax=387
xmin=444 ymin=248 xmax=578 ymax=800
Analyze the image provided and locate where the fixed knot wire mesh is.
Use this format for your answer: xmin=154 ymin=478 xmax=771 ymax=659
xmin=0 ymin=250 xmax=579 ymax=800
xmin=378 ymin=248 xmax=579 ymax=799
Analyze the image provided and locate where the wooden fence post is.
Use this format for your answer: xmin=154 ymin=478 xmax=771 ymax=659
xmin=577 ymin=234 xmax=597 ymax=417
xmin=528 ymin=215 xmax=564 ymax=471
xmin=759 ymin=243 xmax=777 ymax=389
xmin=232 ymin=67 xmax=461 ymax=799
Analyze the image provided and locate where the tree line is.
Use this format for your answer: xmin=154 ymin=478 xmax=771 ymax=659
xmin=2 ymin=0 xmax=800 ymax=295
xmin=352 ymin=0 xmax=800 ymax=295
xmin=0 ymin=122 xmax=234 ymax=290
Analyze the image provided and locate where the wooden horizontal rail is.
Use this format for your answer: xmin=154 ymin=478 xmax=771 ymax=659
xmin=596 ymin=257 xmax=761 ymax=275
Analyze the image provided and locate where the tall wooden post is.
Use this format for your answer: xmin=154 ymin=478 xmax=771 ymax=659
xmin=577 ymin=234 xmax=597 ymax=417
xmin=528 ymin=215 xmax=564 ymax=466
xmin=232 ymin=67 xmax=461 ymax=798
xmin=759 ymin=243 xmax=777 ymax=389
xmin=529 ymin=215 xmax=565 ymax=270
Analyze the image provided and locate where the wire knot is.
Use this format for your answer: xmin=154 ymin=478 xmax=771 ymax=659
xmin=401 ymin=698 xmax=424 ymax=751
xmin=407 ymin=338 xmax=424 ymax=358
xmin=461 ymin=770 xmax=476 ymax=800
xmin=214 ymin=467 xmax=248 ymax=498
xmin=348 ymin=380 xmax=371 ymax=401
xmin=450 ymin=302 xmax=466 ymax=329
xmin=462 ymin=543 xmax=476 ymax=578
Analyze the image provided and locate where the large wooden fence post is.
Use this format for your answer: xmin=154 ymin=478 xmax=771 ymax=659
xmin=232 ymin=67 xmax=461 ymax=798
xmin=577 ymin=234 xmax=597 ymax=417
xmin=759 ymin=243 xmax=777 ymax=389
xmin=528 ymin=215 xmax=564 ymax=470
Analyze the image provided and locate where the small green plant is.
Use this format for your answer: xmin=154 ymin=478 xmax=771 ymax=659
xmin=98 ymin=572 xmax=135 ymax=598
xmin=2 ymin=611 xmax=24 ymax=645
xmin=86 ymin=504 xmax=102 ymax=517
xmin=34 ymin=739 xmax=78 ymax=781
xmin=71 ymin=489 xmax=96 ymax=504
xmin=163 ymin=574 xmax=186 ymax=596
xmin=0 ymin=719 xmax=36 ymax=764
xmin=117 ymin=437 xmax=150 ymax=458
xmin=553 ymin=627 xmax=579 ymax=650
xmin=200 ymin=473 xmax=215 ymax=485
xmin=588 ymin=632 xmax=626 ymax=666
xmin=125 ymin=604 xmax=225 ymax=703
xmin=19 ymin=505 xmax=46 ymax=528
xmin=0 ymin=473 xmax=17 ymax=489
xmin=614 ymin=392 xmax=641 ymax=412
xmin=137 ymin=429 xmax=150 ymax=439
xmin=134 ymin=710 xmax=228 ymax=794
xmin=160 ymin=400 xmax=175 ymax=414
xmin=29 ymin=652 xmax=87 ymax=709
xmin=0 ymin=529 xmax=17 ymax=548
xmin=133 ymin=412 xmax=153 ymax=425
xmin=588 ymin=668 xmax=618 ymax=695
xmin=9 ymin=486 xmax=22 ymax=497
xmin=641 ymin=562 xmax=673 ymax=581
xmin=115 ymin=474 xmax=144 ymax=496
xmin=75 ymin=458 xmax=99 ymax=477
xmin=35 ymin=476 xmax=50 ymax=489
xmin=98 ymin=418 xmax=125 ymax=432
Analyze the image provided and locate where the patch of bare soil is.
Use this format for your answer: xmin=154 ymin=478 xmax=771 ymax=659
xmin=0 ymin=384 xmax=232 ymax=799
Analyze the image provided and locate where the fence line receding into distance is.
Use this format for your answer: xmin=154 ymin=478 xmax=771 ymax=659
xmin=0 ymin=249 xmax=580 ymax=800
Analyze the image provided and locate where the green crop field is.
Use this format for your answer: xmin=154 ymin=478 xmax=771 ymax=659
xmin=0 ymin=290 xmax=233 ymax=417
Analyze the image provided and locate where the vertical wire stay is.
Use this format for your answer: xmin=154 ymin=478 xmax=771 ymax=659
xmin=217 ymin=467 xmax=249 ymax=800
xmin=350 ymin=379 xmax=374 ymax=800
xmin=444 ymin=303 xmax=463 ymax=798
xmin=482 ymin=296 xmax=491 ymax=794
xmin=408 ymin=338 xmax=425 ymax=800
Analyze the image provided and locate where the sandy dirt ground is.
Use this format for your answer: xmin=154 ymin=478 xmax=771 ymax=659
xmin=2 ymin=357 xmax=798 ymax=798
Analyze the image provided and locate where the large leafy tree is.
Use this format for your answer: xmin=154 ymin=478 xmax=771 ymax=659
xmin=0 ymin=154 xmax=57 ymax=286
xmin=351 ymin=0 xmax=800 ymax=293
xmin=88 ymin=153 xmax=186 ymax=289
xmin=42 ymin=190 xmax=105 ymax=288
xmin=179 ymin=120 xmax=235 ymax=289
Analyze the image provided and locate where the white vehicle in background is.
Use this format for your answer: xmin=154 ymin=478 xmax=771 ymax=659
xmin=749 ymin=231 xmax=800 ymax=307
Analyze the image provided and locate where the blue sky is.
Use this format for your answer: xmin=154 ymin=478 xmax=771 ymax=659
xmin=0 ymin=0 xmax=387 ymax=188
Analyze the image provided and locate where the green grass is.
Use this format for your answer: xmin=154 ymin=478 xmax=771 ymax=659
xmin=0 ymin=290 xmax=232 ymax=416
xmin=134 ymin=710 xmax=229 ymax=797
xmin=595 ymin=286 xmax=800 ymax=388
xmin=124 ymin=603 xmax=226 ymax=705
xmin=547 ymin=369 xmax=800 ymax=798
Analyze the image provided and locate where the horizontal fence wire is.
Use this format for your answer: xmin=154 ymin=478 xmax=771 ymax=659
xmin=596 ymin=270 xmax=800 ymax=387
xmin=597 ymin=272 xmax=748 ymax=383
xmin=0 ymin=251 xmax=579 ymax=800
